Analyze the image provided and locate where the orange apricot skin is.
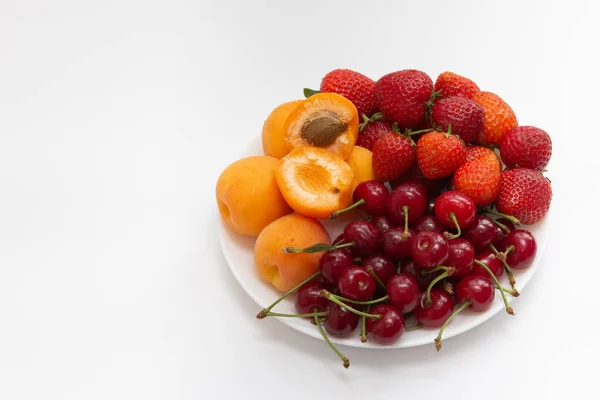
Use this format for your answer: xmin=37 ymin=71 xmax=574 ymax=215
xmin=346 ymin=145 xmax=375 ymax=192
xmin=262 ymin=100 xmax=303 ymax=159
xmin=254 ymin=213 xmax=331 ymax=292
xmin=216 ymin=156 xmax=292 ymax=236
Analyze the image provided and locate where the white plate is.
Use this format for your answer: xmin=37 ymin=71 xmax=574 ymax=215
xmin=218 ymin=137 xmax=550 ymax=348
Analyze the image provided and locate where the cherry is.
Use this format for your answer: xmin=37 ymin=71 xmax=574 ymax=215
xmin=362 ymin=253 xmax=396 ymax=285
xmin=295 ymin=281 xmax=329 ymax=314
xmin=463 ymin=215 xmax=498 ymax=250
xmin=413 ymin=289 xmax=455 ymax=327
xmin=386 ymin=273 xmax=421 ymax=313
xmin=501 ymin=229 xmax=537 ymax=270
xmin=492 ymin=217 xmax=515 ymax=245
xmin=331 ymin=180 xmax=388 ymax=219
xmin=447 ymin=238 xmax=475 ymax=278
xmin=434 ymin=275 xmax=495 ymax=351
xmin=324 ymin=301 xmax=359 ymax=337
xmin=496 ymin=217 xmax=516 ymax=232
xmin=410 ymin=230 xmax=449 ymax=269
xmin=365 ymin=305 xmax=405 ymax=344
xmin=332 ymin=234 xmax=346 ymax=246
xmin=382 ymin=228 xmax=415 ymax=260
xmin=386 ymin=183 xmax=427 ymax=228
xmin=402 ymin=259 xmax=435 ymax=290
xmin=344 ymin=221 xmax=380 ymax=256
xmin=320 ymin=249 xmax=354 ymax=286
xmin=371 ymin=215 xmax=396 ymax=235
xmin=472 ymin=249 xmax=504 ymax=277
xmin=413 ymin=214 xmax=446 ymax=233
xmin=434 ymin=190 xmax=477 ymax=239
xmin=337 ymin=267 xmax=377 ymax=301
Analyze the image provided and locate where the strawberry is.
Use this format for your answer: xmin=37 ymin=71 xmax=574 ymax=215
xmin=472 ymin=91 xmax=518 ymax=147
xmin=452 ymin=153 xmax=501 ymax=206
xmin=374 ymin=70 xmax=433 ymax=130
xmin=431 ymin=96 xmax=484 ymax=143
xmin=496 ymin=168 xmax=552 ymax=225
xmin=434 ymin=72 xmax=480 ymax=99
xmin=466 ymin=145 xmax=497 ymax=162
xmin=320 ymin=69 xmax=377 ymax=118
xmin=500 ymin=126 xmax=552 ymax=172
xmin=372 ymin=132 xmax=416 ymax=182
xmin=416 ymin=131 xmax=466 ymax=179
xmin=356 ymin=120 xmax=393 ymax=151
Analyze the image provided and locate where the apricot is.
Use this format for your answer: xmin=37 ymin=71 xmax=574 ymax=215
xmin=276 ymin=146 xmax=354 ymax=219
xmin=284 ymin=93 xmax=359 ymax=160
xmin=262 ymin=100 xmax=303 ymax=159
xmin=254 ymin=213 xmax=330 ymax=292
xmin=346 ymin=145 xmax=375 ymax=192
xmin=216 ymin=156 xmax=292 ymax=236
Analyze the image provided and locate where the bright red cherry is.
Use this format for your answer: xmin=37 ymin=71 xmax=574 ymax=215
xmin=324 ymin=302 xmax=359 ymax=337
xmin=362 ymin=253 xmax=396 ymax=285
xmin=386 ymin=274 xmax=421 ymax=313
xmin=447 ymin=238 xmax=475 ymax=278
xmin=413 ymin=289 xmax=455 ymax=327
xmin=337 ymin=267 xmax=377 ymax=301
xmin=366 ymin=305 xmax=405 ymax=344
xmin=386 ymin=183 xmax=427 ymax=226
xmin=331 ymin=180 xmax=389 ymax=219
xmin=472 ymin=249 xmax=504 ymax=277
xmin=295 ymin=281 xmax=329 ymax=314
xmin=413 ymin=214 xmax=446 ymax=233
xmin=343 ymin=221 xmax=380 ymax=256
xmin=382 ymin=227 xmax=415 ymax=260
xmin=434 ymin=190 xmax=477 ymax=237
xmin=463 ymin=215 xmax=498 ymax=250
xmin=456 ymin=275 xmax=495 ymax=311
xmin=501 ymin=229 xmax=537 ymax=270
xmin=410 ymin=230 xmax=449 ymax=269
xmin=371 ymin=215 xmax=396 ymax=235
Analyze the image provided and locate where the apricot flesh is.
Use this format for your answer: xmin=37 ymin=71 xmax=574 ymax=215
xmin=216 ymin=156 xmax=292 ymax=236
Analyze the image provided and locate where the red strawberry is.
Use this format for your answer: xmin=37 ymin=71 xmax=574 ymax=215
xmin=375 ymin=70 xmax=433 ymax=130
xmin=356 ymin=120 xmax=393 ymax=151
xmin=431 ymin=96 xmax=484 ymax=143
xmin=496 ymin=168 xmax=552 ymax=225
xmin=372 ymin=132 xmax=416 ymax=182
xmin=434 ymin=72 xmax=480 ymax=99
xmin=452 ymin=153 xmax=501 ymax=206
xmin=416 ymin=131 xmax=466 ymax=179
xmin=466 ymin=145 xmax=497 ymax=162
xmin=320 ymin=69 xmax=377 ymax=118
xmin=472 ymin=91 xmax=518 ymax=147
xmin=500 ymin=126 xmax=552 ymax=172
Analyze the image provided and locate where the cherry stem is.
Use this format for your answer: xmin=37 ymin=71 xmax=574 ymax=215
xmin=257 ymin=271 xmax=321 ymax=319
xmin=435 ymin=301 xmax=471 ymax=351
xmin=397 ymin=259 xmax=402 ymax=274
xmin=361 ymin=304 xmax=371 ymax=343
xmin=314 ymin=315 xmax=350 ymax=368
xmin=501 ymin=287 xmax=520 ymax=297
xmin=321 ymin=290 xmax=382 ymax=319
xmin=421 ymin=265 xmax=450 ymax=275
xmin=491 ymin=218 xmax=511 ymax=233
xmin=330 ymin=199 xmax=365 ymax=219
xmin=443 ymin=280 xmax=454 ymax=295
xmin=426 ymin=268 xmax=455 ymax=306
xmin=487 ymin=210 xmax=520 ymax=225
xmin=405 ymin=323 xmax=423 ymax=331
xmin=265 ymin=311 xmax=328 ymax=318
xmin=331 ymin=293 xmax=389 ymax=305
xmin=444 ymin=212 xmax=461 ymax=240
xmin=365 ymin=265 xmax=386 ymax=288
xmin=283 ymin=241 xmax=354 ymax=254
xmin=489 ymin=244 xmax=517 ymax=289
xmin=473 ymin=260 xmax=515 ymax=315
xmin=402 ymin=205 xmax=409 ymax=236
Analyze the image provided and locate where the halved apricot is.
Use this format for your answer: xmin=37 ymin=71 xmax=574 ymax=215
xmin=284 ymin=93 xmax=359 ymax=160
xmin=276 ymin=146 xmax=354 ymax=219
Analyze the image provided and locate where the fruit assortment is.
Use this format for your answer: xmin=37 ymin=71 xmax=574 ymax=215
xmin=215 ymin=68 xmax=553 ymax=368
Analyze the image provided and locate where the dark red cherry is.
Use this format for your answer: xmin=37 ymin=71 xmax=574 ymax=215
xmin=337 ymin=267 xmax=377 ymax=301
xmin=456 ymin=275 xmax=495 ymax=312
xmin=382 ymin=228 xmax=415 ymax=260
xmin=366 ymin=305 xmax=405 ymax=344
xmin=332 ymin=180 xmax=389 ymax=218
xmin=386 ymin=273 xmax=421 ymax=313
xmin=295 ymin=281 xmax=329 ymax=314
xmin=472 ymin=249 xmax=504 ymax=277
xmin=371 ymin=215 xmax=395 ymax=235
xmin=344 ymin=221 xmax=380 ymax=256
xmin=413 ymin=214 xmax=446 ymax=233
xmin=434 ymin=190 xmax=477 ymax=229
xmin=413 ymin=289 xmax=455 ymax=328
xmin=324 ymin=302 xmax=359 ymax=337
xmin=496 ymin=217 xmax=516 ymax=232
xmin=410 ymin=230 xmax=449 ymax=269
xmin=320 ymin=249 xmax=353 ymax=286
xmin=463 ymin=215 xmax=498 ymax=250
xmin=447 ymin=238 xmax=475 ymax=278
xmin=362 ymin=253 xmax=396 ymax=285
xmin=501 ymin=229 xmax=537 ymax=270
xmin=402 ymin=259 xmax=435 ymax=290
xmin=386 ymin=183 xmax=427 ymax=225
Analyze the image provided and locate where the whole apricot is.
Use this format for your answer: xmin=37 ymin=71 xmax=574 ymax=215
xmin=216 ymin=156 xmax=292 ymax=236
xmin=262 ymin=100 xmax=303 ymax=159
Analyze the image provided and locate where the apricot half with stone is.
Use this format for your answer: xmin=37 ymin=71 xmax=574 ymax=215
xmin=276 ymin=146 xmax=354 ymax=219
xmin=284 ymin=93 xmax=359 ymax=160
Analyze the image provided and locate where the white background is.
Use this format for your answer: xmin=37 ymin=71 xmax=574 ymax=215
xmin=0 ymin=1 xmax=598 ymax=399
